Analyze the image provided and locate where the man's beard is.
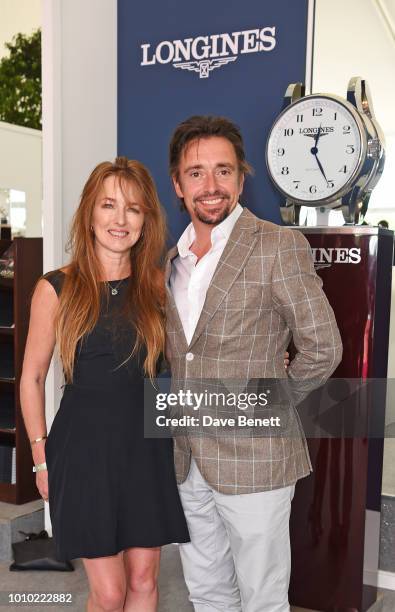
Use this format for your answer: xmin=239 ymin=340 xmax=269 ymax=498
xmin=193 ymin=192 xmax=232 ymax=225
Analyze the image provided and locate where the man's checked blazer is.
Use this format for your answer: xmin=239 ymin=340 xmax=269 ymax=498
xmin=165 ymin=207 xmax=343 ymax=494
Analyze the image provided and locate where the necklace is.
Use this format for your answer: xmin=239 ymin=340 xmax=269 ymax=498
xmin=106 ymin=279 xmax=125 ymax=296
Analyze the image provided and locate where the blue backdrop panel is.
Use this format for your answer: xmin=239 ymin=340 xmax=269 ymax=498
xmin=118 ymin=0 xmax=311 ymax=243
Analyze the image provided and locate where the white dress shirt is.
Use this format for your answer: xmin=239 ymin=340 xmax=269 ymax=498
xmin=170 ymin=203 xmax=243 ymax=345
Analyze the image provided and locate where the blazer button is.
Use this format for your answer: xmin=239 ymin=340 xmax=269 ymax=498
xmin=186 ymin=352 xmax=194 ymax=361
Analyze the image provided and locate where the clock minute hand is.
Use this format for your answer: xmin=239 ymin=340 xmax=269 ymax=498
xmin=314 ymin=152 xmax=329 ymax=184
xmin=311 ymin=123 xmax=330 ymax=183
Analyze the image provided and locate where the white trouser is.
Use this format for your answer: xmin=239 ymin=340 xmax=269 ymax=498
xmin=178 ymin=458 xmax=295 ymax=612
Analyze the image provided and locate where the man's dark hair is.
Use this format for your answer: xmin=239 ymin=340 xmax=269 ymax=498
xmin=169 ymin=115 xmax=253 ymax=180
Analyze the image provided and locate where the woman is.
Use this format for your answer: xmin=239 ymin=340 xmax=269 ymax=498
xmin=20 ymin=157 xmax=190 ymax=612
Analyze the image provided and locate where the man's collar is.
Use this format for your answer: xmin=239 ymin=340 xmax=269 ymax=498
xmin=177 ymin=223 xmax=196 ymax=259
xmin=212 ymin=202 xmax=243 ymax=241
xmin=177 ymin=203 xmax=243 ymax=259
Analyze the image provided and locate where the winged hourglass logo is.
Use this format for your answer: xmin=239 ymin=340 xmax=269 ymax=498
xmin=140 ymin=27 xmax=277 ymax=79
xmin=173 ymin=57 xmax=237 ymax=79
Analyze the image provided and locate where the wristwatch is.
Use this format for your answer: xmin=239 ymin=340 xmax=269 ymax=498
xmin=33 ymin=462 xmax=47 ymax=473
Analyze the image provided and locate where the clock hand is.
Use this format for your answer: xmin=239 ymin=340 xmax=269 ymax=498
xmin=314 ymin=124 xmax=324 ymax=147
xmin=313 ymin=152 xmax=329 ymax=184
xmin=309 ymin=123 xmax=329 ymax=183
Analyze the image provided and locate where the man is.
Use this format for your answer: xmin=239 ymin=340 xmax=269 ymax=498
xmin=164 ymin=115 xmax=343 ymax=612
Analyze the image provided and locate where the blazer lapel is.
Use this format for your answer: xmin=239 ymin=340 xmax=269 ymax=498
xmin=164 ymin=245 xmax=178 ymax=288
xmin=188 ymin=208 xmax=260 ymax=349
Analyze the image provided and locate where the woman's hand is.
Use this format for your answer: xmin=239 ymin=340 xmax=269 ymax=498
xmin=31 ymin=437 xmax=49 ymax=502
xmin=284 ymin=351 xmax=290 ymax=369
xmin=36 ymin=470 xmax=49 ymax=502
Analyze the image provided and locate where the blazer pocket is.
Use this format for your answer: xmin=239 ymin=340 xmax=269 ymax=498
xmin=218 ymin=286 xmax=264 ymax=311
xmin=217 ymin=297 xmax=246 ymax=311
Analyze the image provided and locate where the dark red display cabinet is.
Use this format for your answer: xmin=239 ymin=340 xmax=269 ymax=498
xmin=289 ymin=227 xmax=394 ymax=612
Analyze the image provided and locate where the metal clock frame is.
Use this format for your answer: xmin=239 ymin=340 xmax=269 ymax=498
xmin=265 ymin=78 xmax=385 ymax=225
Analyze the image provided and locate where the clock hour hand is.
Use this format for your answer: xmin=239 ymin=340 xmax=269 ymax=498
xmin=314 ymin=124 xmax=323 ymax=147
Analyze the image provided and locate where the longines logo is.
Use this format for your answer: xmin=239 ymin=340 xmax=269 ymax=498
xmin=299 ymin=127 xmax=334 ymax=135
xmin=140 ymin=27 xmax=276 ymax=79
xmin=311 ymin=247 xmax=361 ymax=270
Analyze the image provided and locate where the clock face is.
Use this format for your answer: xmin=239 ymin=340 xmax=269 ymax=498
xmin=266 ymin=96 xmax=364 ymax=203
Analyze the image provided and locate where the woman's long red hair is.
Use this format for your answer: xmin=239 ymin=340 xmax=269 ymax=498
xmin=55 ymin=157 xmax=166 ymax=382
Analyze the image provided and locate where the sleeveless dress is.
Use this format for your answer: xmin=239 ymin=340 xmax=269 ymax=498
xmin=43 ymin=270 xmax=190 ymax=561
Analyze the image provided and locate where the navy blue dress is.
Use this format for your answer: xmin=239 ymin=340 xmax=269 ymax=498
xmin=43 ymin=270 xmax=189 ymax=561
